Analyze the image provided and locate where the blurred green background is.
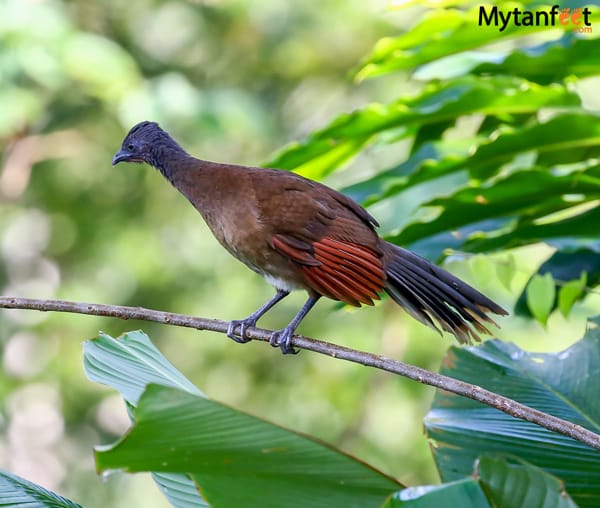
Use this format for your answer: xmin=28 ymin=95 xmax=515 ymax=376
xmin=1 ymin=1 xmax=597 ymax=506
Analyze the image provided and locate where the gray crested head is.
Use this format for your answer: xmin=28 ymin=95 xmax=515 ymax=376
xmin=112 ymin=121 xmax=187 ymax=171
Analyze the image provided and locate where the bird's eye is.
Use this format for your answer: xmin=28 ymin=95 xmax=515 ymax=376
xmin=127 ymin=143 xmax=136 ymax=151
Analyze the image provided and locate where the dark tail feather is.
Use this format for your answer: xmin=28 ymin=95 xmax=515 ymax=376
xmin=382 ymin=243 xmax=508 ymax=344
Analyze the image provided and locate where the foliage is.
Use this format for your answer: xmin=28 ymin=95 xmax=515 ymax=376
xmin=269 ymin=4 xmax=600 ymax=321
xmin=85 ymin=331 xmax=400 ymax=508
xmin=82 ymin=330 xmax=589 ymax=508
xmin=4 ymin=326 xmax=591 ymax=508
xmin=426 ymin=327 xmax=600 ymax=508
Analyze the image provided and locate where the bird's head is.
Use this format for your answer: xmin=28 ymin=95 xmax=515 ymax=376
xmin=112 ymin=121 xmax=185 ymax=168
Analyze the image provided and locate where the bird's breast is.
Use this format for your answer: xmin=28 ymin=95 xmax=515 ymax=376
xmin=200 ymin=202 xmax=307 ymax=291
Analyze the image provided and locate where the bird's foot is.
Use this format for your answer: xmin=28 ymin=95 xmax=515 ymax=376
xmin=226 ymin=319 xmax=255 ymax=344
xmin=269 ymin=327 xmax=299 ymax=355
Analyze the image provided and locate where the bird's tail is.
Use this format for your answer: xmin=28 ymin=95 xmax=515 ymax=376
xmin=382 ymin=242 xmax=508 ymax=344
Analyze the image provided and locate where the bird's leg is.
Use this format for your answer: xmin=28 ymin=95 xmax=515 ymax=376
xmin=227 ymin=289 xmax=290 ymax=344
xmin=270 ymin=294 xmax=320 ymax=355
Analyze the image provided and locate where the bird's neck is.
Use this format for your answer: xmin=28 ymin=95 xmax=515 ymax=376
xmin=151 ymin=145 xmax=192 ymax=183
xmin=153 ymin=151 xmax=232 ymax=215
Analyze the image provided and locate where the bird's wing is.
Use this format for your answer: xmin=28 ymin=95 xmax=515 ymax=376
xmin=254 ymin=170 xmax=385 ymax=306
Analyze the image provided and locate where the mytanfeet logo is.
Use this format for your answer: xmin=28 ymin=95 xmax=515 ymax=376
xmin=479 ymin=5 xmax=593 ymax=33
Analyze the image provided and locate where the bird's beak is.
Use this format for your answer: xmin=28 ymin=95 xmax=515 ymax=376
xmin=112 ymin=149 xmax=130 ymax=166
xmin=112 ymin=149 xmax=145 ymax=166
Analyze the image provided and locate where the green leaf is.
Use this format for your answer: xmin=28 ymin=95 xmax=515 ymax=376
xmin=383 ymin=455 xmax=578 ymax=508
xmin=476 ymin=456 xmax=578 ymax=508
xmin=471 ymin=113 xmax=600 ymax=181
xmin=85 ymin=332 xmax=400 ymax=508
xmin=150 ymin=472 xmax=205 ymax=508
xmin=387 ymin=163 xmax=600 ymax=255
xmin=344 ymin=113 xmax=600 ymax=227
xmin=558 ymin=272 xmax=588 ymax=317
xmin=272 ymin=138 xmax=366 ymax=180
xmin=383 ymin=478 xmax=489 ymax=508
xmin=84 ymin=331 xmax=207 ymax=508
xmin=526 ymin=273 xmax=556 ymax=326
xmin=465 ymin=203 xmax=600 ymax=254
xmin=0 ymin=469 xmax=83 ymax=508
xmin=342 ymin=138 xmax=475 ymax=206
xmin=83 ymin=330 xmax=204 ymax=405
xmin=515 ymin=248 xmax=600 ymax=318
xmin=417 ymin=36 xmax=600 ymax=84
xmin=425 ymin=326 xmax=600 ymax=508
xmin=472 ymin=35 xmax=600 ymax=83
xmin=267 ymin=77 xmax=578 ymax=178
xmin=95 ymin=384 xmax=401 ymax=508
xmin=495 ymin=254 xmax=516 ymax=291
xmin=356 ymin=4 xmax=557 ymax=80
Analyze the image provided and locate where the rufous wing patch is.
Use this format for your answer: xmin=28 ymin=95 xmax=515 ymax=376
xmin=271 ymin=234 xmax=385 ymax=306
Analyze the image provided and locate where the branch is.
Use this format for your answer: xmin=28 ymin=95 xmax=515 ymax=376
xmin=2 ymin=296 xmax=599 ymax=451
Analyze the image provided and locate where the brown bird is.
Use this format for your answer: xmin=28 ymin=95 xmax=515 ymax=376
xmin=113 ymin=121 xmax=507 ymax=354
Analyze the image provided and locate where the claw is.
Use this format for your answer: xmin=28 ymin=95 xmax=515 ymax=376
xmin=226 ymin=319 xmax=254 ymax=344
xmin=225 ymin=290 xmax=291 ymax=346
xmin=269 ymin=327 xmax=299 ymax=355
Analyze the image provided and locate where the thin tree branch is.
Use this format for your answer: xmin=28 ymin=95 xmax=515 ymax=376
xmin=1 ymin=295 xmax=599 ymax=451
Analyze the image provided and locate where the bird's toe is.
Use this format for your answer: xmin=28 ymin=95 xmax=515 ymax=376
xmin=270 ymin=328 xmax=298 ymax=355
xmin=227 ymin=319 xmax=253 ymax=344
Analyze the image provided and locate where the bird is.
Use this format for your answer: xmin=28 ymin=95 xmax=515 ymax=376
xmin=113 ymin=121 xmax=508 ymax=354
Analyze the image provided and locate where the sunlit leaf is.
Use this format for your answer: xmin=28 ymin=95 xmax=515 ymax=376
xmin=356 ymin=4 xmax=570 ymax=80
xmin=268 ymin=77 xmax=578 ymax=178
xmin=417 ymin=37 xmax=600 ymax=83
xmin=342 ymin=138 xmax=475 ymax=206
xmin=286 ymin=139 xmax=366 ymax=179
xmin=472 ymin=113 xmax=600 ymax=180
xmin=526 ymin=273 xmax=556 ymax=326
xmin=344 ymin=113 xmax=599 ymax=211
xmin=514 ymin=247 xmax=600 ymax=318
xmin=558 ymin=273 xmax=588 ymax=317
xmin=495 ymin=254 xmax=516 ymax=291
xmin=387 ymin=166 xmax=600 ymax=254
xmin=465 ymin=204 xmax=600 ymax=254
